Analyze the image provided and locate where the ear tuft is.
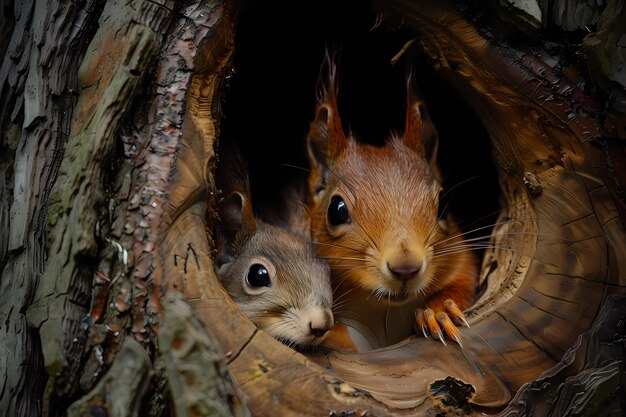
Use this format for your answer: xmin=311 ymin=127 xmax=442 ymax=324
xmin=307 ymin=104 xmax=331 ymax=169
xmin=403 ymin=69 xmax=439 ymax=166
xmin=215 ymin=191 xmax=256 ymax=267
xmin=285 ymin=200 xmax=312 ymax=238
xmin=306 ymin=51 xmax=348 ymax=197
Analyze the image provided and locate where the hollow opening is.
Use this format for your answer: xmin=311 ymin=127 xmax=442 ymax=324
xmin=218 ymin=0 xmax=501 ymax=347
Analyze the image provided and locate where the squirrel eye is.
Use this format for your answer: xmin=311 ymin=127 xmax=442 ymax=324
xmin=328 ymin=196 xmax=350 ymax=226
xmin=246 ymin=264 xmax=271 ymax=288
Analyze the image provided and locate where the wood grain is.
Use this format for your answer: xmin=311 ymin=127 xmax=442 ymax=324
xmin=162 ymin=1 xmax=626 ymax=415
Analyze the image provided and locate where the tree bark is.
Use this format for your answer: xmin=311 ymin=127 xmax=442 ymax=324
xmin=1 ymin=0 xmax=625 ymax=416
xmin=1 ymin=0 xmax=105 ymax=414
xmin=1 ymin=0 xmax=243 ymax=416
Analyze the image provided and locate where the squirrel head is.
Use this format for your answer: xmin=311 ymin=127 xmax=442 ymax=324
xmin=305 ymin=55 xmax=445 ymax=306
xmin=214 ymin=158 xmax=334 ymax=347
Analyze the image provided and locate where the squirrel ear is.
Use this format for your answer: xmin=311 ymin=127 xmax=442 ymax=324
xmin=403 ymin=70 xmax=439 ymax=166
xmin=285 ymin=199 xmax=312 ymax=238
xmin=307 ymin=103 xmax=347 ymax=166
xmin=307 ymin=53 xmax=347 ymax=193
xmin=215 ymin=191 xmax=256 ymax=267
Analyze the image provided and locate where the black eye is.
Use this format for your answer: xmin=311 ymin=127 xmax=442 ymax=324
xmin=328 ymin=196 xmax=350 ymax=226
xmin=246 ymin=264 xmax=271 ymax=287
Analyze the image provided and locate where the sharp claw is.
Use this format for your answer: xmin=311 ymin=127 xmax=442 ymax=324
xmin=425 ymin=308 xmax=446 ymax=345
xmin=435 ymin=330 xmax=447 ymax=346
xmin=453 ymin=334 xmax=463 ymax=349
xmin=444 ymin=299 xmax=470 ymax=328
xmin=416 ymin=309 xmax=428 ymax=338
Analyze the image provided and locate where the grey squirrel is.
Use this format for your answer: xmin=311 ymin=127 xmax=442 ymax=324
xmin=213 ymin=143 xmax=334 ymax=347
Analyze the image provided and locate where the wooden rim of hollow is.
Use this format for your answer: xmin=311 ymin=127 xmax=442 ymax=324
xmin=159 ymin=3 xmax=626 ymax=415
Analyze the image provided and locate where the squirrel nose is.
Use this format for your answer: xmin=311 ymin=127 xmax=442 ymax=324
xmin=388 ymin=261 xmax=422 ymax=281
xmin=309 ymin=323 xmax=329 ymax=338
xmin=308 ymin=310 xmax=333 ymax=337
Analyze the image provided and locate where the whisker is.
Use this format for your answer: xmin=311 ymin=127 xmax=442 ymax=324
xmin=335 ymin=265 xmax=374 ymax=276
xmin=279 ymin=163 xmax=311 ymax=174
xmin=328 ymin=264 xmax=367 ymax=268
xmin=331 ymin=298 xmax=355 ymax=310
xmin=433 ymin=244 xmax=561 ymax=269
xmin=333 ymin=289 xmax=359 ymax=310
xmin=433 ymin=243 xmax=518 ymax=256
xmin=430 ymin=265 xmax=482 ymax=280
xmin=331 ymin=264 xmax=375 ymax=298
xmin=433 ymin=229 xmax=577 ymax=256
xmin=439 ymin=174 xmax=485 ymax=203
xmin=309 ymin=240 xmax=376 ymax=259
xmin=308 ymin=166 xmax=382 ymax=254
xmin=331 ymin=303 xmax=354 ymax=314
xmin=351 ymin=217 xmax=381 ymax=252
xmin=426 ymin=214 xmax=571 ymax=250
xmin=433 ymin=219 xmax=518 ymax=247
xmin=326 ymin=165 xmax=359 ymax=205
xmin=316 ymin=255 xmax=365 ymax=262
xmin=332 ymin=274 xmax=354 ymax=297
xmin=437 ymin=199 xmax=452 ymax=223
xmin=441 ymin=189 xmax=534 ymax=231
xmin=331 ymin=309 xmax=354 ymax=316
xmin=331 ymin=266 xmax=373 ymax=302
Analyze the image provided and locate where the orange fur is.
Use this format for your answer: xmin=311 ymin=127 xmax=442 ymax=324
xmin=309 ymin=59 xmax=478 ymax=350
xmin=322 ymin=323 xmax=359 ymax=352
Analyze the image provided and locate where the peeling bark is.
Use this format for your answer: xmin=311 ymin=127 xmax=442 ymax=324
xmin=0 ymin=0 xmax=105 ymax=414
xmin=1 ymin=0 xmax=238 ymax=415
xmin=66 ymin=338 xmax=152 ymax=417
xmin=159 ymin=293 xmax=248 ymax=417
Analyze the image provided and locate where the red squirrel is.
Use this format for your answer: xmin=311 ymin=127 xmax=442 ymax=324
xmin=213 ymin=143 xmax=335 ymax=348
xmin=305 ymin=57 xmax=478 ymax=351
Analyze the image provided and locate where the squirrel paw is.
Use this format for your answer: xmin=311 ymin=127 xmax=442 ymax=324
xmin=415 ymin=299 xmax=469 ymax=348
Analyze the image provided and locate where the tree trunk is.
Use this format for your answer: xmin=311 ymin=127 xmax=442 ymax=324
xmin=1 ymin=1 xmax=243 ymax=415
xmin=1 ymin=0 xmax=625 ymax=416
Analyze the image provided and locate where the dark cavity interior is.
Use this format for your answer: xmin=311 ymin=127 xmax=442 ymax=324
xmin=220 ymin=0 xmax=500 ymax=253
